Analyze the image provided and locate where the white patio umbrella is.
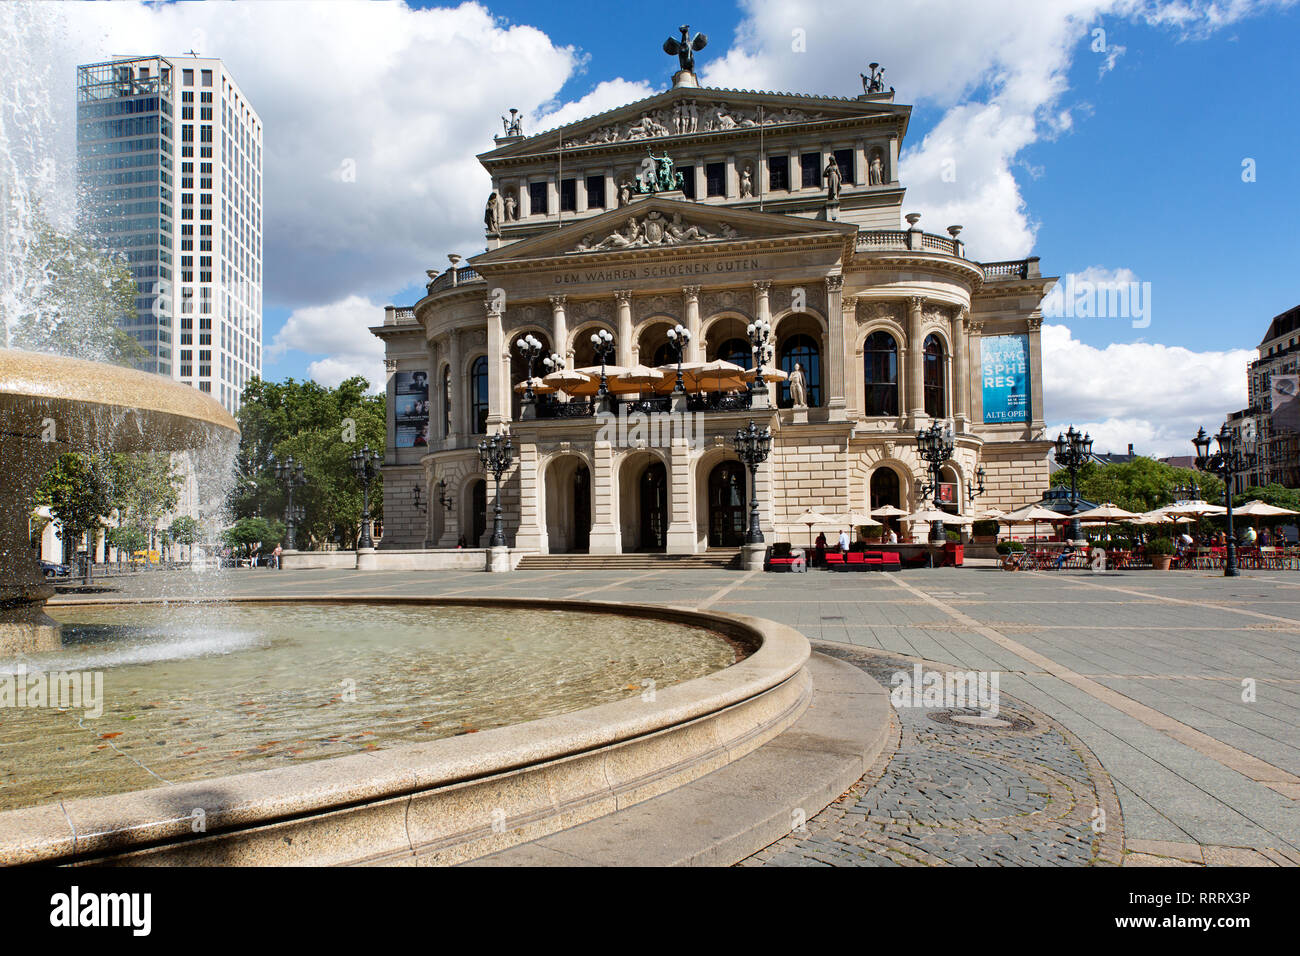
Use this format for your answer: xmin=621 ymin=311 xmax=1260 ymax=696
xmin=1002 ymin=503 xmax=1067 ymax=546
xmin=541 ymin=368 xmax=592 ymax=391
xmin=559 ymin=365 xmax=640 ymax=396
xmin=742 ymin=366 xmax=788 ymax=383
xmin=1072 ymin=502 xmax=1140 ymax=541
xmin=513 ymin=376 xmax=556 ymax=394
xmin=841 ymin=510 xmax=883 ymax=528
xmin=1232 ymin=499 xmax=1298 ymax=518
xmin=689 ymin=359 xmax=748 ymax=392
xmin=612 ymin=364 xmax=666 ymax=387
xmin=870 ymin=503 xmax=909 ymax=538
xmin=792 ymin=508 xmax=836 ymax=547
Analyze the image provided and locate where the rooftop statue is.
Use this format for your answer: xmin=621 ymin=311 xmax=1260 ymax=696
xmin=664 ymin=24 xmax=708 ymax=73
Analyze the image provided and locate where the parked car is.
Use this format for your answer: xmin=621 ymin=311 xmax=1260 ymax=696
xmin=40 ymin=560 xmax=71 ymax=579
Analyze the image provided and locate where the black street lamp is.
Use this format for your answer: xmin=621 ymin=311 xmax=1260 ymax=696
xmin=275 ymin=456 xmax=306 ymax=550
xmin=1193 ymin=424 xmax=1255 ymax=577
xmin=1054 ymin=425 xmax=1093 ymax=542
xmin=1172 ymin=481 xmax=1200 ymax=502
xmin=966 ymin=464 xmax=987 ymax=504
xmin=435 ymin=478 xmax=454 ymax=512
xmin=590 ymin=329 xmax=615 ymax=399
xmin=516 ymin=333 xmax=544 ymax=409
xmin=916 ymin=421 xmax=956 ymax=544
xmin=732 ymin=420 xmax=773 ymax=544
xmin=349 ymin=444 xmax=382 ymax=549
xmin=666 ymin=323 xmax=691 ymax=393
xmin=478 ymin=431 xmax=514 ymax=548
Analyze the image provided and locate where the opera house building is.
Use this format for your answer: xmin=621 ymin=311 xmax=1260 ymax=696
xmin=372 ymin=57 xmax=1055 ymax=561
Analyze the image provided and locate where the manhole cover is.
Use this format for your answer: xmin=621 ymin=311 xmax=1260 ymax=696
xmin=928 ymin=709 xmax=1036 ymax=732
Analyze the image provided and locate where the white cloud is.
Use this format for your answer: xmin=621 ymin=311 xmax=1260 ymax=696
xmin=1042 ymin=322 xmax=1253 ymax=456
xmin=270 ymin=294 xmax=386 ymax=391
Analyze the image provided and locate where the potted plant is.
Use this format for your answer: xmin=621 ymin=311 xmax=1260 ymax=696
xmin=996 ymin=541 xmax=1025 ymax=555
xmin=1146 ymin=536 xmax=1175 ymax=570
xmin=972 ymin=519 xmax=1000 ymax=545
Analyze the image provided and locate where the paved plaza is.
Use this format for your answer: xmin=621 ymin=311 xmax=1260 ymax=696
xmin=52 ymin=564 xmax=1300 ymax=866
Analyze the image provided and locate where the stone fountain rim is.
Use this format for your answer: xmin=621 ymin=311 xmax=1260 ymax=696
xmin=0 ymin=347 xmax=238 ymax=436
xmin=0 ymin=594 xmax=812 ymax=866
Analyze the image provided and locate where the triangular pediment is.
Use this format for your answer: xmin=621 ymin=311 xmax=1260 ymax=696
xmin=471 ymin=196 xmax=857 ymax=269
xmin=480 ymin=85 xmax=909 ymax=162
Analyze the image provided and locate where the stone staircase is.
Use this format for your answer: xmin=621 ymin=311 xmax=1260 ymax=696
xmin=515 ymin=549 xmax=742 ymax=571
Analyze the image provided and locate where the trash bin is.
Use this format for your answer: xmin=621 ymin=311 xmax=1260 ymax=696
xmin=944 ymin=542 xmax=964 ymax=566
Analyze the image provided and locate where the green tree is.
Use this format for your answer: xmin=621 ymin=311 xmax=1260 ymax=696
xmin=108 ymin=452 xmax=181 ymax=537
xmin=222 ymin=516 xmax=285 ymax=560
xmin=229 ymin=376 xmax=386 ymax=548
xmin=169 ymin=515 xmax=200 ymax=545
xmin=105 ymin=525 xmax=148 ymax=560
xmin=5 ymin=208 xmax=146 ymax=367
xmin=34 ymin=453 xmax=114 ymax=583
xmin=1234 ymin=483 xmax=1300 ymax=511
xmin=1049 ymin=457 xmax=1223 ymax=514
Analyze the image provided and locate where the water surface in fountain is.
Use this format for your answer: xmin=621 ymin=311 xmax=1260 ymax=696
xmin=0 ymin=602 xmax=739 ymax=813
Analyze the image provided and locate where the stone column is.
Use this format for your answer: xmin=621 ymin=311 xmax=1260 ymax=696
xmin=485 ymin=296 xmax=505 ymax=428
xmin=513 ymin=441 xmax=545 ymax=553
xmin=446 ymin=330 xmax=462 ymax=440
xmin=615 ymin=290 xmax=634 ymax=367
xmin=666 ymin=436 xmax=695 ymax=553
xmin=550 ymin=294 xmax=567 ymax=361
xmin=588 ymin=438 xmax=619 ymax=554
xmin=1027 ymin=314 xmax=1046 ymax=432
xmin=683 ymin=285 xmax=702 ymax=361
xmin=844 ymin=295 xmax=861 ymax=416
xmin=906 ymin=295 xmax=925 ymax=424
xmin=967 ymin=319 xmax=986 ymax=425
xmin=952 ymin=306 xmax=969 ymax=431
xmin=825 ymin=275 xmax=847 ymax=420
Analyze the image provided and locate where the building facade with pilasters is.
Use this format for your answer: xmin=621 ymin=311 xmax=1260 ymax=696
xmin=373 ymin=69 xmax=1055 ymax=554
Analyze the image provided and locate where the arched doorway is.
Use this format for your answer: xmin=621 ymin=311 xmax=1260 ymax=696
xmin=778 ymin=333 xmax=821 ymax=407
xmin=509 ymin=330 xmax=551 ymax=421
xmin=708 ymin=461 xmax=746 ymax=547
xmin=470 ymin=479 xmax=487 ymax=546
xmin=638 ymin=462 xmax=667 ymax=552
xmin=544 ymin=456 xmax=590 ymax=553
xmin=870 ymin=466 xmax=901 ymax=539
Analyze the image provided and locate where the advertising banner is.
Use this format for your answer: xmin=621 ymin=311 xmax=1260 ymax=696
xmin=1271 ymin=374 xmax=1300 ymax=434
xmin=981 ymin=334 xmax=1030 ymax=424
xmin=394 ymin=371 xmax=430 ymax=448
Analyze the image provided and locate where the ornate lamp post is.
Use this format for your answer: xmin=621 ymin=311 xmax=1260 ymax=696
xmin=349 ymin=444 xmax=381 ymax=549
xmin=1193 ymin=424 xmax=1255 ymax=577
xmin=1054 ymin=426 xmax=1093 ymax=542
xmin=275 ymin=457 xmax=306 ymax=550
xmin=1172 ymin=480 xmax=1199 ymax=502
xmin=915 ymin=421 xmax=956 ymax=544
xmin=732 ymin=420 xmax=773 ymax=544
xmin=590 ymin=329 xmax=615 ymax=400
xmin=478 ymin=431 xmax=514 ymax=548
xmin=746 ymin=318 xmax=772 ymax=406
xmin=666 ymin=324 xmax=691 ymax=393
xmin=516 ymin=334 xmax=544 ymax=415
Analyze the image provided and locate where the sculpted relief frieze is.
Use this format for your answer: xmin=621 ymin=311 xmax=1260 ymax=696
xmin=562 ymin=101 xmax=827 ymax=148
xmin=857 ymin=300 xmax=903 ymax=325
xmin=572 ymin=211 xmax=740 ymax=253
xmin=700 ymin=286 xmax=754 ymax=318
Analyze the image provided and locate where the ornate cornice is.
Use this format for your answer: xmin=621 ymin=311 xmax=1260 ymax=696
xmin=549 ymin=294 xmax=567 ymax=308
xmin=614 ymin=289 xmax=634 ymax=305
xmin=682 ymin=284 xmax=701 ymax=298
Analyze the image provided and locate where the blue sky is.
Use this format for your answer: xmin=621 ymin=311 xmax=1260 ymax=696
xmin=23 ymin=0 xmax=1300 ymax=454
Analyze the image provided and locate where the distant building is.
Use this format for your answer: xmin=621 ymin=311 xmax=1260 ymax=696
xmin=1047 ymin=441 xmax=1137 ymax=474
xmin=75 ymin=54 xmax=263 ymax=414
xmin=1227 ymin=303 xmax=1300 ymax=490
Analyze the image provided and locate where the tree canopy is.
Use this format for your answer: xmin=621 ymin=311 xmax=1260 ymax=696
xmin=228 ymin=375 xmax=386 ymax=548
xmin=1048 ymin=456 xmax=1224 ymax=514
xmin=221 ymin=516 xmax=285 ymax=558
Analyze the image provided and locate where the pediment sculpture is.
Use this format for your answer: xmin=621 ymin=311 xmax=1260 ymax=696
xmin=562 ymin=101 xmax=826 ymax=148
xmin=571 ymin=212 xmax=740 ymax=253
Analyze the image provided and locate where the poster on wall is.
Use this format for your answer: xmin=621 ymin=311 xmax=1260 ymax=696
xmin=394 ymin=371 xmax=430 ymax=448
xmin=981 ymin=334 xmax=1030 ymax=424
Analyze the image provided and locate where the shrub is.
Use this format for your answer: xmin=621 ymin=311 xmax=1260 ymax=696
xmin=996 ymin=541 xmax=1025 ymax=554
xmin=972 ymin=519 xmax=1000 ymax=537
xmin=862 ymin=524 xmax=883 ymax=540
xmin=1145 ymin=536 xmax=1175 ymax=555
xmin=946 ymin=529 xmax=963 ymax=542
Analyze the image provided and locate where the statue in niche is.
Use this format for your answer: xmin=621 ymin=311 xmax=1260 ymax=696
xmin=823 ymin=157 xmax=843 ymax=202
xmin=740 ymin=164 xmax=753 ymax=198
xmin=503 ymin=191 xmax=517 ymax=221
xmin=789 ymin=363 xmax=808 ymax=409
xmin=663 ymin=24 xmax=708 ymax=73
xmin=484 ymin=191 xmax=502 ymax=234
xmin=869 ymin=152 xmax=884 ymax=186
xmin=618 ymin=179 xmax=634 ymax=207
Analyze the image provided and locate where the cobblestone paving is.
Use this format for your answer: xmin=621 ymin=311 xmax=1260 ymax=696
xmin=742 ymin=643 xmax=1124 ymax=867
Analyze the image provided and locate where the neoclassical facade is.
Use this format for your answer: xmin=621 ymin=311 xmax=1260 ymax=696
xmin=373 ymin=63 xmax=1055 ymax=554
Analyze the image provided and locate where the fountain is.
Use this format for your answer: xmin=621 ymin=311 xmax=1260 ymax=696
xmin=0 ymin=348 xmax=239 ymax=652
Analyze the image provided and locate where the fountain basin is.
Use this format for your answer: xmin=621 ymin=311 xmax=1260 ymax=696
xmin=0 ymin=596 xmax=810 ymax=866
xmin=0 ymin=348 xmax=239 ymax=650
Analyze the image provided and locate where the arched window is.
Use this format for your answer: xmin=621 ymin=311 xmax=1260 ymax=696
xmin=441 ymin=367 xmax=451 ymax=437
xmin=715 ymin=337 xmax=752 ymax=369
xmin=863 ymin=331 xmax=898 ymax=417
xmin=651 ymin=341 xmax=676 ymax=367
xmin=923 ymin=333 xmax=946 ymax=418
xmin=470 ymin=355 xmax=489 ymax=434
xmin=778 ymin=334 xmax=821 ymax=408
